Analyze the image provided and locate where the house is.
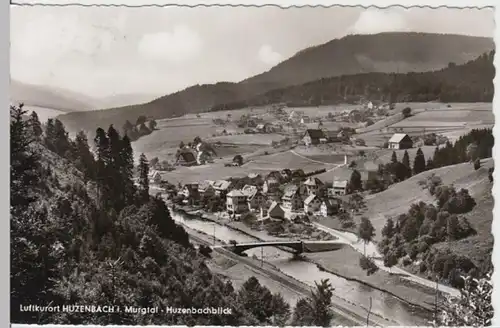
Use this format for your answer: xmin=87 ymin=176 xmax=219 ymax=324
xmin=304 ymin=194 xmax=322 ymax=214
xmin=263 ymin=178 xmax=280 ymax=194
xmin=148 ymin=170 xmax=162 ymax=184
xmin=388 ymin=133 xmax=413 ymax=150
xmin=242 ymin=185 xmax=266 ymax=211
xmin=280 ymin=169 xmax=292 ymax=181
xmin=176 ymin=150 xmax=197 ymax=166
xmin=256 ymin=123 xmax=271 ymax=133
xmin=182 ymin=183 xmax=200 ymax=200
xmin=267 ymin=201 xmax=285 ymax=220
xmin=304 ymin=177 xmax=325 ymax=196
xmin=300 ymin=116 xmax=311 ymax=124
xmin=198 ymin=180 xmax=215 ymax=198
xmin=266 ymin=171 xmax=283 ymax=182
xmin=281 ymin=186 xmax=304 ymax=212
xmin=289 ymin=110 xmax=303 ymax=122
xmin=226 ymin=190 xmax=249 ymax=214
xmin=328 ymin=180 xmax=348 ymax=196
xmin=247 ymin=173 xmax=264 ymax=185
xmin=320 ymin=199 xmax=341 ymax=216
xmin=303 ymin=129 xmax=326 ymax=146
xmin=213 ymin=180 xmax=232 ymax=197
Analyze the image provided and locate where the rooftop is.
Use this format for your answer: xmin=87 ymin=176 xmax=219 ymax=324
xmin=389 ymin=133 xmax=411 ymax=143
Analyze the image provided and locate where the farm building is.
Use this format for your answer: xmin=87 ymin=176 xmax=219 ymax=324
xmin=329 ymin=180 xmax=348 ymax=196
xmin=303 ymin=129 xmax=326 ymax=146
xmin=256 ymin=123 xmax=272 ymax=133
xmin=198 ymin=180 xmax=215 ymax=198
xmin=304 ymin=177 xmax=324 ymax=196
xmin=388 ymin=133 xmax=413 ymax=150
xmin=176 ymin=150 xmax=197 ymax=166
xmin=324 ymin=130 xmax=341 ymax=143
xmin=213 ymin=180 xmax=232 ymax=197
xmin=304 ymin=194 xmax=322 ymax=213
xmin=226 ymin=190 xmax=249 ymax=214
xmin=300 ymin=116 xmax=311 ymax=124
xmin=281 ymin=186 xmax=304 ymax=212
xmin=289 ymin=110 xmax=303 ymax=122
xmin=320 ymin=199 xmax=341 ymax=216
xmin=148 ymin=170 xmax=162 ymax=184
xmin=263 ymin=178 xmax=280 ymax=195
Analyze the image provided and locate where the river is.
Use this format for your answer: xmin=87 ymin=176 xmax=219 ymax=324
xmin=170 ymin=210 xmax=431 ymax=326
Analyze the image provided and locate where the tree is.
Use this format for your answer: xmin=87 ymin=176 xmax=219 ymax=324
xmin=233 ymin=155 xmax=243 ymax=166
xmin=358 ymin=217 xmax=375 ymax=256
xmin=391 ymin=151 xmax=398 ymax=164
xmin=349 ymin=169 xmax=362 ymax=193
xmin=238 ymin=277 xmax=274 ymax=323
xmin=120 ymin=135 xmax=136 ymax=204
xmin=413 ymin=148 xmax=426 ymax=174
xmin=381 ymin=218 xmax=395 ymax=239
xmin=73 ymin=131 xmax=96 ymax=181
xmin=473 ymin=158 xmax=481 ymax=170
xmin=402 ymin=107 xmax=412 ymax=118
xmin=28 ymin=111 xmax=43 ymax=140
xmin=10 ymin=104 xmax=40 ymax=210
xmin=148 ymin=119 xmax=157 ymax=131
xmin=270 ymin=293 xmax=291 ymax=326
xmin=137 ymin=153 xmax=150 ymax=203
xmin=467 ymin=143 xmax=478 ymax=161
xmin=383 ymin=251 xmax=398 ymax=273
xmin=292 ymin=279 xmax=334 ymax=327
xmin=402 ymin=150 xmax=412 ymax=178
xmin=437 ymin=271 xmax=493 ymax=326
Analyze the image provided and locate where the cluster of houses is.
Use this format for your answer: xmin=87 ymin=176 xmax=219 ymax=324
xmin=177 ymin=171 xmax=350 ymax=221
xmin=176 ymin=141 xmax=216 ymax=166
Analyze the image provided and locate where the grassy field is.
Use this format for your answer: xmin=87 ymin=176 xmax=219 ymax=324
xmin=362 ymin=158 xmax=493 ymax=240
xmin=207 ymin=133 xmax=286 ymax=146
xmin=244 ymin=150 xmax=336 ymax=172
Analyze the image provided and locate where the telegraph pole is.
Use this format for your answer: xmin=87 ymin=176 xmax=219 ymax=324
xmin=261 ymin=246 xmax=264 ymax=267
xmin=213 ymin=224 xmax=216 ymax=245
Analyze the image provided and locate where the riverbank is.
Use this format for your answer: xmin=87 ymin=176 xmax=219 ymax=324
xmin=174 ymin=205 xmax=437 ymax=316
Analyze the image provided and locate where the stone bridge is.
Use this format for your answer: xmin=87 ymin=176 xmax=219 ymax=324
xmin=212 ymin=240 xmax=345 ymax=255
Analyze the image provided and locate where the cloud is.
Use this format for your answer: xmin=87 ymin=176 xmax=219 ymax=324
xmin=137 ymin=25 xmax=202 ymax=62
xmin=348 ymin=8 xmax=410 ymax=35
xmin=257 ymin=44 xmax=283 ymax=66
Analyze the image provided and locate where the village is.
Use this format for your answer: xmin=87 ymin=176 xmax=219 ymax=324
xmin=145 ymin=100 xmax=420 ymax=237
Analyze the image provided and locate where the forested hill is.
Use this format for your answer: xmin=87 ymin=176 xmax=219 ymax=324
xmin=212 ymin=50 xmax=495 ymax=111
xmin=242 ymin=32 xmax=494 ymax=89
xmin=57 ymin=32 xmax=493 ymax=133
xmin=11 ymin=105 xmax=296 ymax=325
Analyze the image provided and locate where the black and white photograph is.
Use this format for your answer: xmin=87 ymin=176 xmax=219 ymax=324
xmin=10 ymin=3 xmax=495 ymax=326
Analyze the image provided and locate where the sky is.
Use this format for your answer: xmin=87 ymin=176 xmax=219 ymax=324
xmin=10 ymin=5 xmax=495 ymax=98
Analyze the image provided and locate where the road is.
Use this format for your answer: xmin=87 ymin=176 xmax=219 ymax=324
xmin=186 ymin=226 xmax=389 ymax=326
xmin=313 ymin=222 xmax=460 ymax=297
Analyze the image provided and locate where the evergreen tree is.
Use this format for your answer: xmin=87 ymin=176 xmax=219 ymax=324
xmin=120 ymin=135 xmax=136 ymax=204
xmin=349 ymin=169 xmax=362 ymax=193
xmin=43 ymin=118 xmax=56 ymax=152
xmin=413 ymin=148 xmax=426 ymax=174
xmin=381 ymin=218 xmax=395 ymax=239
xmin=107 ymin=125 xmax=126 ymax=210
xmin=402 ymin=150 xmax=412 ymax=179
xmin=53 ymin=119 xmax=73 ymax=158
xmin=73 ymin=131 xmax=96 ymax=182
xmin=391 ymin=151 xmax=398 ymax=164
xmin=292 ymin=279 xmax=334 ymax=327
xmin=426 ymin=158 xmax=434 ymax=170
xmin=138 ymin=153 xmax=150 ymax=203
xmin=10 ymin=104 xmax=40 ymax=210
xmin=94 ymin=128 xmax=111 ymax=207
xmin=358 ymin=217 xmax=375 ymax=256
xmin=28 ymin=111 xmax=43 ymax=140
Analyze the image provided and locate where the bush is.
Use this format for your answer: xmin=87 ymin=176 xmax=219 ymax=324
xmin=359 ymin=255 xmax=379 ymax=275
xmin=402 ymin=257 xmax=412 ymax=266
xmin=402 ymin=107 xmax=412 ymax=118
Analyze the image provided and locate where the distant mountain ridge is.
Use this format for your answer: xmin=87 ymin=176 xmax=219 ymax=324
xmin=10 ymin=80 xmax=160 ymax=112
xmin=10 ymin=80 xmax=95 ymax=112
xmin=57 ymin=32 xmax=494 ymax=133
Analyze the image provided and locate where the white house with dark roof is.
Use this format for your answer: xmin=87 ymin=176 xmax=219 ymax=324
xmin=320 ymin=198 xmax=341 ymax=216
xmin=226 ymin=190 xmax=249 ymax=214
xmin=329 ymin=180 xmax=348 ymax=196
xmin=388 ymin=133 xmax=413 ymax=150
xmin=213 ymin=180 xmax=232 ymax=197
xmin=148 ymin=170 xmax=162 ymax=185
xmin=242 ymin=185 xmax=266 ymax=211
xmin=281 ymin=186 xmax=303 ymax=212
xmin=304 ymin=177 xmax=324 ymax=196
xmin=304 ymin=194 xmax=322 ymax=213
